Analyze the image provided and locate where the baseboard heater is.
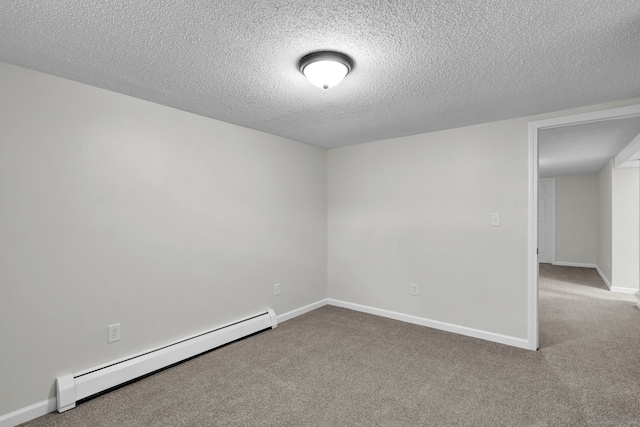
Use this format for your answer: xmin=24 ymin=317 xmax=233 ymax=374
xmin=56 ymin=309 xmax=278 ymax=413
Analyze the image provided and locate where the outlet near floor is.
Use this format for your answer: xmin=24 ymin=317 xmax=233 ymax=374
xmin=108 ymin=323 xmax=121 ymax=343
xmin=274 ymin=283 xmax=281 ymax=296
xmin=410 ymin=283 xmax=419 ymax=296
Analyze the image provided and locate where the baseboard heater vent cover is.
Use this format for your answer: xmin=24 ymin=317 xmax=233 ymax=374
xmin=56 ymin=309 xmax=278 ymax=413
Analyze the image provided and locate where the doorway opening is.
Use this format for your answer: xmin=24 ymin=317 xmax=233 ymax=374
xmin=527 ymin=104 xmax=640 ymax=350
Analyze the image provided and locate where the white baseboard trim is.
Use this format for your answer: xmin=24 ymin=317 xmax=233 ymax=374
xmin=610 ymin=286 xmax=640 ymax=295
xmin=594 ymin=265 xmax=638 ymax=294
xmin=553 ymin=262 xmax=596 ymax=268
xmin=595 ymin=265 xmax=612 ymax=290
xmin=327 ymin=298 xmax=531 ymax=350
xmin=0 ymin=398 xmax=56 ymax=427
xmin=276 ymin=299 xmax=329 ymax=323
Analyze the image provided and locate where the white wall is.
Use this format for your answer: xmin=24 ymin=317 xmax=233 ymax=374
xmin=612 ymin=166 xmax=640 ymax=290
xmin=578 ymin=161 xmax=638 ymax=291
xmin=555 ymin=174 xmax=598 ymax=265
xmin=0 ymin=62 xmax=327 ymax=416
xmin=597 ymin=159 xmax=613 ymax=284
xmin=328 ymin=120 xmax=530 ymax=338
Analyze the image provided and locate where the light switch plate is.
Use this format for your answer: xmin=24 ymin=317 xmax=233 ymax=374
xmin=491 ymin=213 xmax=501 ymax=226
xmin=410 ymin=283 xmax=419 ymax=296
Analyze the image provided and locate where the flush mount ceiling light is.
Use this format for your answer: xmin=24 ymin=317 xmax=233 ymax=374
xmin=298 ymin=51 xmax=353 ymax=90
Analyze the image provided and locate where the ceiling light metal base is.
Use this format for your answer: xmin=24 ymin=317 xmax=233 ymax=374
xmin=298 ymin=51 xmax=354 ymax=74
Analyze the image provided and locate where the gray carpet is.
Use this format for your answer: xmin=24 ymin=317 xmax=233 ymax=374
xmin=21 ymin=265 xmax=640 ymax=426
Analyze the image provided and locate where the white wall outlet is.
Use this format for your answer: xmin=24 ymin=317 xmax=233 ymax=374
xmin=108 ymin=323 xmax=121 ymax=343
xmin=274 ymin=283 xmax=281 ymax=296
xmin=411 ymin=283 xmax=419 ymax=296
xmin=491 ymin=213 xmax=501 ymax=226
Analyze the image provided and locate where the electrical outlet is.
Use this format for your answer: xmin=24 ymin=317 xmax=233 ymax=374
xmin=108 ymin=323 xmax=121 ymax=343
xmin=411 ymin=283 xmax=419 ymax=296
xmin=274 ymin=283 xmax=281 ymax=296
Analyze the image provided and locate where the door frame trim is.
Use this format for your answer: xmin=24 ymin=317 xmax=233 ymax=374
xmin=528 ymin=103 xmax=640 ymax=351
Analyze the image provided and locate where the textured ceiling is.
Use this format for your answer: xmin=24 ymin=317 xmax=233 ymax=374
xmin=1 ymin=1 xmax=639 ymax=148
xmin=539 ymin=116 xmax=640 ymax=177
